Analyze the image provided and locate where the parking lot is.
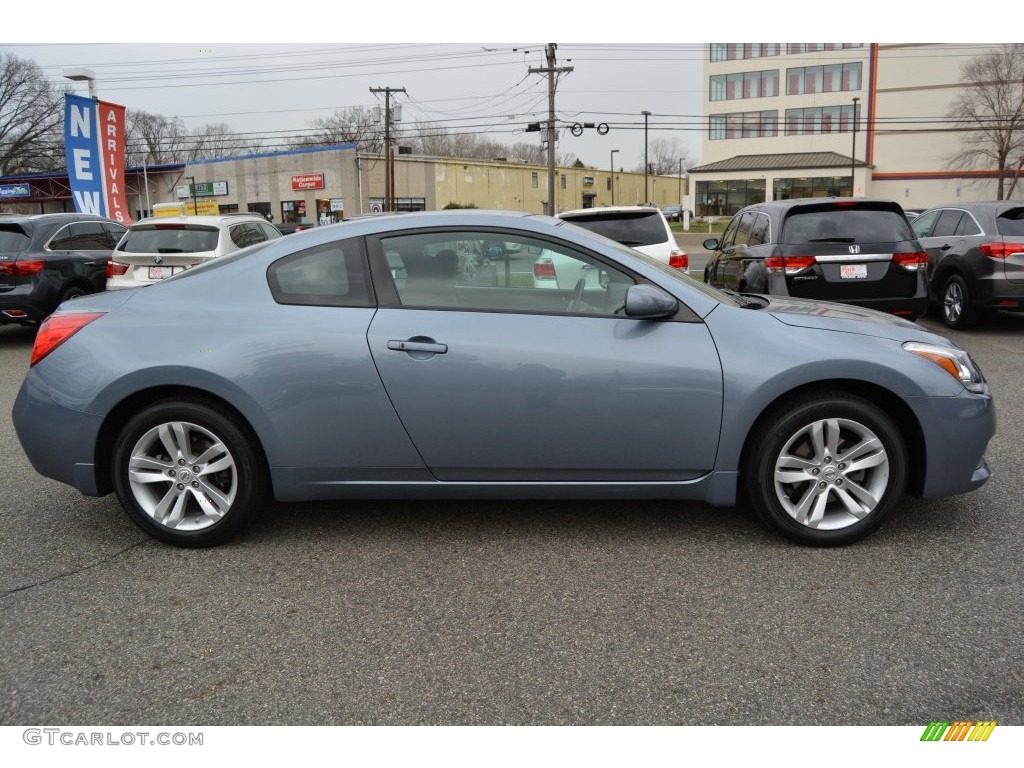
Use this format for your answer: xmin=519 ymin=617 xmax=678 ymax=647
xmin=0 ymin=311 xmax=1021 ymax=726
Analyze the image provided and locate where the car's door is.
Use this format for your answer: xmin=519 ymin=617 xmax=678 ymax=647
xmin=46 ymin=221 xmax=116 ymax=291
xmin=916 ymin=208 xmax=972 ymax=288
xmin=365 ymin=228 xmax=724 ymax=482
xmin=717 ymin=211 xmax=754 ymax=291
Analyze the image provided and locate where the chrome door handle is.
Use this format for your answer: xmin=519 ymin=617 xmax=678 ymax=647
xmin=387 ymin=340 xmax=448 ymax=354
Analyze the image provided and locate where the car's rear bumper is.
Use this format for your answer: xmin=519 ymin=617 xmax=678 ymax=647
xmin=13 ymin=373 xmax=106 ymax=496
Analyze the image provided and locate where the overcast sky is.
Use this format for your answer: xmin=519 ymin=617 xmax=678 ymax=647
xmin=2 ymin=4 xmax=988 ymax=173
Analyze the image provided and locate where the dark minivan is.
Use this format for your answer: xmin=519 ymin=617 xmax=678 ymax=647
xmin=703 ymin=198 xmax=929 ymax=319
xmin=0 ymin=213 xmax=127 ymax=325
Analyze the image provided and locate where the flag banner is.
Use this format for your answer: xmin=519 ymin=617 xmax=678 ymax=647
xmin=64 ymin=93 xmax=132 ymax=225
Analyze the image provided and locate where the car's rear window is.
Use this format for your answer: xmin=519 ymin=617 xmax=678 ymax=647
xmin=0 ymin=224 xmax=31 ymax=251
xmin=995 ymin=208 xmax=1024 ymax=237
xmin=781 ymin=207 xmax=915 ymax=244
xmin=560 ymin=211 xmax=667 ymax=247
xmin=116 ymin=225 xmax=220 ymax=254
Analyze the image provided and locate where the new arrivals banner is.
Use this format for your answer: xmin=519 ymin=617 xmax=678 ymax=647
xmin=64 ymin=93 xmax=132 ymax=224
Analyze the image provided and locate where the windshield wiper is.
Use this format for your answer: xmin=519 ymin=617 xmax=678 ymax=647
xmin=807 ymin=237 xmax=855 ymax=243
xmin=720 ymin=288 xmax=767 ymax=309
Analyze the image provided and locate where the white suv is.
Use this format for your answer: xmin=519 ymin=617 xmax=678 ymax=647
xmin=556 ymin=206 xmax=688 ymax=268
xmin=106 ymin=214 xmax=282 ymax=290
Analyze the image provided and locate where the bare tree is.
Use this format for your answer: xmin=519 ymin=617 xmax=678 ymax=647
xmin=292 ymin=106 xmax=384 ymax=155
xmin=189 ymin=123 xmax=264 ymax=161
xmin=643 ymin=137 xmax=693 ymax=177
xmin=949 ymin=44 xmax=1024 ymax=200
xmin=126 ymin=110 xmax=193 ymax=166
xmin=0 ymin=53 xmax=66 ymax=175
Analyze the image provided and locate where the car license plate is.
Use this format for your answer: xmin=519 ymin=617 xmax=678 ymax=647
xmin=148 ymin=266 xmax=175 ymax=280
xmin=840 ymin=264 xmax=867 ymax=279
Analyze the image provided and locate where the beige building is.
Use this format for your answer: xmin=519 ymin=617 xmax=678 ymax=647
xmin=689 ymin=43 xmax=1011 ymax=216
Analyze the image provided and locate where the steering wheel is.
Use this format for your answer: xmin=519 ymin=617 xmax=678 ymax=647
xmin=567 ymin=278 xmax=587 ymax=312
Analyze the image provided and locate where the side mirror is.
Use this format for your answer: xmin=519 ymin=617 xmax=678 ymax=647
xmin=703 ymin=238 xmax=720 ymax=250
xmin=624 ymin=284 xmax=679 ymax=319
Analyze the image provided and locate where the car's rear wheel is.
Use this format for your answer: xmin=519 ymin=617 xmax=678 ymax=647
xmin=941 ymin=274 xmax=977 ymax=329
xmin=60 ymin=285 xmax=88 ymax=302
xmin=743 ymin=393 xmax=907 ymax=546
xmin=112 ymin=400 xmax=267 ymax=547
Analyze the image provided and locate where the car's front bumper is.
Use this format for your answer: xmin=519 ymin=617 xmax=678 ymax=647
xmin=908 ymin=388 xmax=995 ymax=498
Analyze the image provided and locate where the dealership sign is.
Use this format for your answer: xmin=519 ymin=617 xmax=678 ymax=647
xmin=64 ymin=93 xmax=131 ymax=224
xmin=176 ymin=181 xmax=229 ymax=198
xmin=0 ymin=184 xmax=30 ymax=198
xmin=291 ymin=173 xmax=325 ymax=191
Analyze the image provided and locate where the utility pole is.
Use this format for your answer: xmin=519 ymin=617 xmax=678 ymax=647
xmin=529 ymin=44 xmax=573 ymax=216
xmin=370 ymin=86 xmax=406 ymax=212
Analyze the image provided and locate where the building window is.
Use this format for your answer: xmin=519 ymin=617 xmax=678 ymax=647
xmin=694 ymin=179 xmax=767 ymax=217
xmin=786 ymin=63 xmax=862 ymax=95
xmin=560 ymin=175 xmax=566 ymax=190
xmin=531 ymin=172 xmax=538 ymax=189
xmin=773 ymin=176 xmax=851 ymax=200
xmin=709 ymin=110 xmax=778 ymax=140
xmin=710 ymin=43 xmax=780 ymax=62
xmin=710 ymin=69 xmax=780 ymax=101
xmin=784 ymin=104 xmax=857 ymax=135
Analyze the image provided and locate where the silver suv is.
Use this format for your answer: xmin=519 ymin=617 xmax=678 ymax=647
xmin=107 ymin=214 xmax=282 ymax=290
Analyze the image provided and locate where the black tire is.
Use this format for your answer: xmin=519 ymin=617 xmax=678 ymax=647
xmin=112 ymin=399 xmax=268 ymax=547
xmin=742 ymin=392 xmax=907 ymax=546
xmin=60 ymin=285 xmax=88 ymax=303
xmin=940 ymin=274 xmax=977 ymax=329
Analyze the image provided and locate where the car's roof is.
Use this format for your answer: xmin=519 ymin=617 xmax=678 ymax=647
xmin=919 ymin=201 xmax=1024 ymax=212
xmin=558 ymin=206 xmax=663 ymax=218
xmin=0 ymin=212 xmax=114 ymax=223
xmin=131 ymin=215 xmax=267 ymax=227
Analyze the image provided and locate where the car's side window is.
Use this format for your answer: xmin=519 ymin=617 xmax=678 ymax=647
xmin=732 ymin=212 xmax=755 ymax=247
xmin=229 ymin=224 xmax=253 ymax=248
xmin=933 ymin=209 xmax=965 ymax=238
xmin=911 ymin=210 xmax=940 ymax=238
xmin=377 ymin=231 xmax=635 ymax=317
xmin=47 ymin=224 xmax=76 ymax=250
xmin=48 ymin=222 xmax=110 ymax=251
xmin=955 ymin=214 xmax=982 ymax=237
xmin=719 ymin=216 xmax=741 ymax=249
xmin=267 ymin=239 xmax=372 ymax=308
xmin=102 ymin=223 xmax=128 ymax=249
xmin=748 ymin=213 xmax=770 ymax=246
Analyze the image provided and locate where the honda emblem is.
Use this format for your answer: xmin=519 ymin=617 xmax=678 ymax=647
xmin=849 ymin=245 xmax=861 ymax=254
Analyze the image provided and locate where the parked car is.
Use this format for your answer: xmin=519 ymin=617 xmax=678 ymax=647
xmin=557 ymin=206 xmax=688 ymax=268
xmin=910 ymin=202 xmax=1024 ymax=329
xmin=13 ymin=210 xmax=993 ymax=549
xmin=276 ymin=222 xmax=311 ymax=235
xmin=106 ymin=214 xmax=282 ymax=289
xmin=703 ymin=198 xmax=930 ymax=319
xmin=0 ymin=213 xmax=127 ymax=325
xmin=661 ymin=204 xmax=693 ymax=222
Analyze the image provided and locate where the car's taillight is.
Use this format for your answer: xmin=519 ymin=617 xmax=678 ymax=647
xmin=979 ymin=242 xmax=1024 ymax=259
xmin=766 ymin=256 xmax=817 ymax=274
xmin=0 ymin=259 xmax=45 ymax=277
xmin=669 ymin=250 xmax=689 ymax=270
xmin=107 ymin=260 xmax=129 ymax=278
xmin=30 ymin=312 xmax=104 ymax=367
xmin=893 ymin=252 xmax=928 ymax=271
xmin=534 ymin=260 xmax=556 ymax=280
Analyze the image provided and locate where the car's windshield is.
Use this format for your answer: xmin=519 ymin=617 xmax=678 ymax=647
xmin=781 ymin=208 xmax=915 ymax=244
xmin=116 ymin=226 xmax=220 ymax=254
xmin=560 ymin=212 xmax=667 ymax=247
xmin=996 ymin=208 xmax=1024 ymax=236
xmin=0 ymin=224 xmax=31 ymax=252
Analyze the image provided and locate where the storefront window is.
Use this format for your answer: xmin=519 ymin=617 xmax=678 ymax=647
xmin=695 ymin=179 xmax=767 ymax=217
xmin=773 ymin=176 xmax=851 ymax=200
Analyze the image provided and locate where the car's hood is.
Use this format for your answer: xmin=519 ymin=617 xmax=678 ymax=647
xmin=763 ymin=295 xmax=948 ymax=343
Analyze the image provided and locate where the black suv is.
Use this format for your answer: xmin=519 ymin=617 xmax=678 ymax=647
xmin=910 ymin=202 xmax=1024 ymax=329
xmin=0 ymin=213 xmax=127 ymax=325
xmin=703 ymin=198 xmax=929 ymax=319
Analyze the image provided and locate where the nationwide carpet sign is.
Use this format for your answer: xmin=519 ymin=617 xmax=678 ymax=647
xmin=64 ymin=93 xmax=132 ymax=224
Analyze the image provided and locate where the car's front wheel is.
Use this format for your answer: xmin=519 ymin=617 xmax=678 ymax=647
xmin=112 ymin=400 xmax=268 ymax=547
xmin=743 ymin=393 xmax=907 ymax=546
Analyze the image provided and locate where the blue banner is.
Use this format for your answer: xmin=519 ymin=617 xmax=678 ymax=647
xmin=64 ymin=93 xmax=106 ymax=217
xmin=0 ymin=183 xmax=30 ymax=198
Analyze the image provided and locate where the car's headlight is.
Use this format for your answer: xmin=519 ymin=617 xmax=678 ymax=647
xmin=903 ymin=342 xmax=988 ymax=394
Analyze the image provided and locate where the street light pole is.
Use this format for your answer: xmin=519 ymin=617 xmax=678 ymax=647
xmin=642 ymin=111 xmax=652 ymax=204
xmin=610 ymin=149 xmax=619 ymax=205
xmin=851 ymin=96 xmax=860 ymax=197
xmin=63 ymin=67 xmax=97 ymax=99
xmin=186 ymin=175 xmax=198 ymax=215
